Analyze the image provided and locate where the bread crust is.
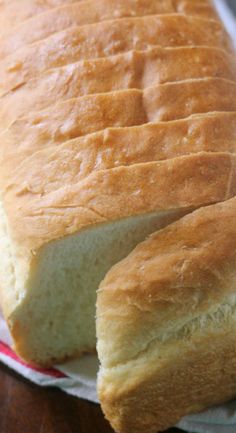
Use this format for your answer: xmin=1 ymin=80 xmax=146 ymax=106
xmin=2 ymin=111 xmax=236 ymax=195
xmin=0 ymin=0 xmax=220 ymax=58
xmin=0 ymin=15 xmax=231 ymax=96
xmin=1 ymin=78 xmax=236 ymax=162
xmin=97 ymin=197 xmax=236 ymax=432
xmin=0 ymin=0 xmax=78 ymax=34
xmin=1 ymin=47 xmax=235 ymax=125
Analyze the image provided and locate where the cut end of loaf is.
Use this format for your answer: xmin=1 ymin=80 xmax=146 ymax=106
xmin=2 ymin=149 xmax=236 ymax=366
xmin=4 ymin=208 xmax=189 ymax=366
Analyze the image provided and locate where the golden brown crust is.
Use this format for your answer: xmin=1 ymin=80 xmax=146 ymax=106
xmin=97 ymin=197 xmax=236 ymax=432
xmin=173 ymin=0 xmax=219 ymax=20
xmin=144 ymin=77 xmax=236 ymax=121
xmin=0 ymin=0 xmax=220 ymax=58
xmin=0 ymin=15 xmax=231 ymax=96
xmin=1 ymin=78 xmax=236 ymax=166
xmin=1 ymin=47 xmax=235 ymax=125
xmin=2 ymin=112 xmax=236 ymax=198
xmin=0 ymin=0 xmax=78 ymax=34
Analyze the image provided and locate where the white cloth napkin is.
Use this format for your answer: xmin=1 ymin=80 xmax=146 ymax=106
xmin=1 ymin=309 xmax=236 ymax=433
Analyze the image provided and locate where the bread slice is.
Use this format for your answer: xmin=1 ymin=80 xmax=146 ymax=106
xmin=0 ymin=0 xmax=220 ymax=38
xmin=97 ymin=196 xmax=236 ymax=433
xmin=2 ymin=46 xmax=235 ymax=123
xmin=2 ymin=112 xmax=236 ymax=192
xmin=0 ymin=0 xmax=78 ymax=35
xmin=0 ymin=15 xmax=231 ymax=96
xmin=0 ymin=0 xmax=219 ymax=57
xmin=1 ymin=78 xmax=236 ymax=160
xmin=1 ymin=152 xmax=236 ymax=366
xmin=173 ymin=0 xmax=219 ymax=20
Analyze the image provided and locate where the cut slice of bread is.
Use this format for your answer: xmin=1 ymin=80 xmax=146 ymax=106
xmin=97 ymin=196 xmax=236 ymax=433
xmin=0 ymin=0 xmax=79 ymax=35
xmin=2 ymin=112 xmax=236 ymax=194
xmin=1 ymin=152 xmax=236 ymax=365
xmin=1 ymin=47 xmax=235 ymax=123
xmin=0 ymin=14 xmax=231 ymax=96
xmin=173 ymin=0 xmax=219 ymax=20
xmin=0 ymin=0 xmax=219 ymax=58
xmin=1 ymin=78 xmax=236 ymax=161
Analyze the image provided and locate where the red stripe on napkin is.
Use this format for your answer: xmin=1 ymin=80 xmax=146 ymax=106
xmin=0 ymin=340 xmax=66 ymax=378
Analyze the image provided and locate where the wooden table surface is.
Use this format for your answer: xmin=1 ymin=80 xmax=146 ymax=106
xmin=0 ymin=363 xmax=184 ymax=433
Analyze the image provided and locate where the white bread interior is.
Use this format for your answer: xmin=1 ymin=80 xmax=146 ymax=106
xmin=0 ymin=200 xmax=188 ymax=365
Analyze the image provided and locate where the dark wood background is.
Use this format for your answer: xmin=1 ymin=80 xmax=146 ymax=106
xmin=0 ymin=363 xmax=183 ymax=433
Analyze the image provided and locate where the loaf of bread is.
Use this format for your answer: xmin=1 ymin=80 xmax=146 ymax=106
xmin=0 ymin=0 xmax=235 ymax=431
